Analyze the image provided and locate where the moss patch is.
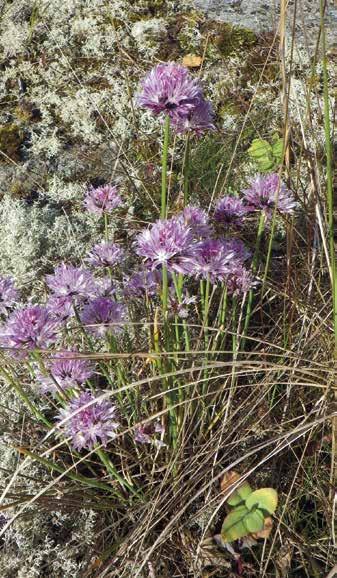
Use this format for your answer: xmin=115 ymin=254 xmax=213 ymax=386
xmin=0 ymin=124 xmax=24 ymax=161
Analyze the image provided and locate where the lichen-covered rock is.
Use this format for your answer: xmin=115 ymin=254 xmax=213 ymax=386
xmin=193 ymin=0 xmax=337 ymax=48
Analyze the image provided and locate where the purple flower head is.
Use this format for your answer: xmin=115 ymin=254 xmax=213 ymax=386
xmin=175 ymin=239 xmax=234 ymax=283
xmin=46 ymin=264 xmax=97 ymax=302
xmin=243 ymin=173 xmax=297 ymax=218
xmin=84 ymin=184 xmax=123 ymax=215
xmin=86 ymin=242 xmax=125 ymax=269
xmin=169 ymin=290 xmax=197 ymax=319
xmin=135 ymin=217 xmax=193 ymax=270
xmin=225 ymin=264 xmax=255 ymax=296
xmin=0 ymin=306 xmax=58 ymax=355
xmin=38 ymin=351 xmax=94 ymax=394
xmin=138 ymin=63 xmax=203 ymax=120
xmin=0 ymin=277 xmax=19 ymax=316
xmin=222 ymin=238 xmax=251 ymax=263
xmin=134 ymin=421 xmax=165 ymax=448
xmin=214 ymin=196 xmax=248 ymax=228
xmin=178 ymin=205 xmax=213 ymax=239
xmin=124 ymin=269 xmax=162 ymax=298
xmin=81 ymin=297 xmax=126 ymax=337
xmin=172 ymin=98 xmax=215 ymax=136
xmin=46 ymin=295 xmax=75 ymax=322
xmin=94 ymin=277 xmax=115 ymax=298
xmin=57 ymin=390 xmax=119 ymax=451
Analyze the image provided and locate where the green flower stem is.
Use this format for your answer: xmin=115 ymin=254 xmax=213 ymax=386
xmin=30 ymin=350 xmax=70 ymax=401
xmin=161 ymin=115 xmax=170 ymax=219
xmin=203 ymin=276 xmax=211 ymax=345
xmin=104 ymin=213 xmax=109 ymax=241
xmin=241 ymin=212 xmax=266 ymax=350
xmin=73 ymin=303 xmax=115 ymax=390
xmin=232 ymin=296 xmax=238 ymax=355
xmin=95 ymin=447 xmax=140 ymax=497
xmin=172 ymin=272 xmax=190 ymax=352
xmin=220 ymin=285 xmax=228 ymax=327
xmin=162 ymin=264 xmax=169 ymax=317
xmin=320 ymin=0 xmax=337 ymax=347
xmin=183 ymin=133 xmax=190 ymax=206
xmin=320 ymin=0 xmax=337 ymax=494
xmin=0 ymin=364 xmax=51 ymax=428
xmin=211 ymin=285 xmax=228 ymax=353
xmin=16 ymin=446 xmax=120 ymax=495
xmin=202 ymin=276 xmax=211 ymax=392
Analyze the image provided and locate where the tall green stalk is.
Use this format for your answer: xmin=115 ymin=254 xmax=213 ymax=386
xmin=162 ymin=265 xmax=168 ymax=317
xmin=241 ymin=212 xmax=266 ymax=349
xmin=183 ymin=134 xmax=190 ymax=206
xmin=320 ymin=0 xmax=337 ymax=347
xmin=161 ymin=115 xmax=170 ymax=219
xmin=0 ymin=363 xmax=51 ymax=428
xmin=320 ymin=0 xmax=337 ymax=497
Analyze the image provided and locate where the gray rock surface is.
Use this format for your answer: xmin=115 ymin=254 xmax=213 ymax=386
xmin=194 ymin=0 xmax=337 ymax=47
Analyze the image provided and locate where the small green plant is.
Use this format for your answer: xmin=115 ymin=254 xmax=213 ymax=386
xmin=221 ymin=473 xmax=278 ymax=542
xmin=248 ymin=135 xmax=283 ymax=172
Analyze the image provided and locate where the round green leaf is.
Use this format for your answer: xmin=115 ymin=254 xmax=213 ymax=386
xmin=227 ymin=481 xmax=253 ymax=506
xmin=243 ymin=509 xmax=265 ymax=534
xmin=221 ymin=505 xmax=250 ymax=542
xmin=245 ymin=488 xmax=278 ymax=515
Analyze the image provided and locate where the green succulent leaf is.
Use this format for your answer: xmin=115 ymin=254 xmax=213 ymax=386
xmin=243 ymin=509 xmax=265 ymax=533
xmin=245 ymin=488 xmax=278 ymax=515
xmin=227 ymin=480 xmax=253 ymax=506
xmin=248 ymin=137 xmax=283 ymax=172
xmin=271 ymin=136 xmax=283 ymax=161
xmin=221 ymin=505 xmax=251 ymax=542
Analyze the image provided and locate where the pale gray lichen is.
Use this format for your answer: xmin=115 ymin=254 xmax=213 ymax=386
xmin=0 ymin=509 xmax=98 ymax=578
xmin=0 ymin=196 xmax=101 ymax=288
xmin=131 ymin=18 xmax=168 ymax=52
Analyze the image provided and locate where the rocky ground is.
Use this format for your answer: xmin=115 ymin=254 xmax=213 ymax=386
xmin=194 ymin=0 xmax=337 ymax=48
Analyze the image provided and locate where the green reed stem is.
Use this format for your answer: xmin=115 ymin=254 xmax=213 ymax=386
xmin=104 ymin=213 xmax=109 ymax=242
xmin=241 ymin=212 xmax=266 ymax=350
xmin=0 ymin=364 xmax=51 ymax=427
xmin=171 ymin=272 xmax=190 ymax=351
xmin=17 ymin=446 xmax=121 ymax=495
xmin=95 ymin=447 xmax=140 ymax=497
xmin=320 ymin=0 xmax=337 ymax=348
xmin=161 ymin=115 xmax=170 ymax=219
xmin=162 ymin=265 xmax=168 ymax=317
xmin=183 ymin=134 xmax=190 ymax=206
xmin=320 ymin=0 xmax=337 ymax=499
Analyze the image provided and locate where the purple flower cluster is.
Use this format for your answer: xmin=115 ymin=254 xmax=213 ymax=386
xmin=81 ymin=298 xmax=126 ymax=337
xmin=179 ymin=205 xmax=212 ymax=239
xmin=124 ymin=269 xmax=162 ymax=298
xmin=135 ymin=217 xmax=193 ymax=270
xmin=225 ymin=264 xmax=255 ymax=296
xmin=134 ymin=209 xmax=254 ymax=288
xmin=169 ymin=291 xmax=197 ymax=319
xmin=58 ymin=391 xmax=119 ymax=451
xmin=46 ymin=264 xmax=97 ymax=302
xmin=0 ymin=306 xmax=58 ymax=355
xmin=84 ymin=184 xmax=123 ymax=215
xmin=38 ymin=351 xmax=93 ymax=394
xmin=134 ymin=420 xmax=165 ymax=448
xmin=86 ymin=242 xmax=124 ymax=269
xmin=172 ymin=98 xmax=215 ymax=136
xmin=214 ymin=196 xmax=248 ymax=228
xmin=0 ymin=277 xmax=19 ymax=316
xmin=243 ymin=173 xmax=297 ymax=218
xmin=176 ymin=239 xmax=234 ymax=283
xmin=138 ymin=62 xmax=214 ymax=136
